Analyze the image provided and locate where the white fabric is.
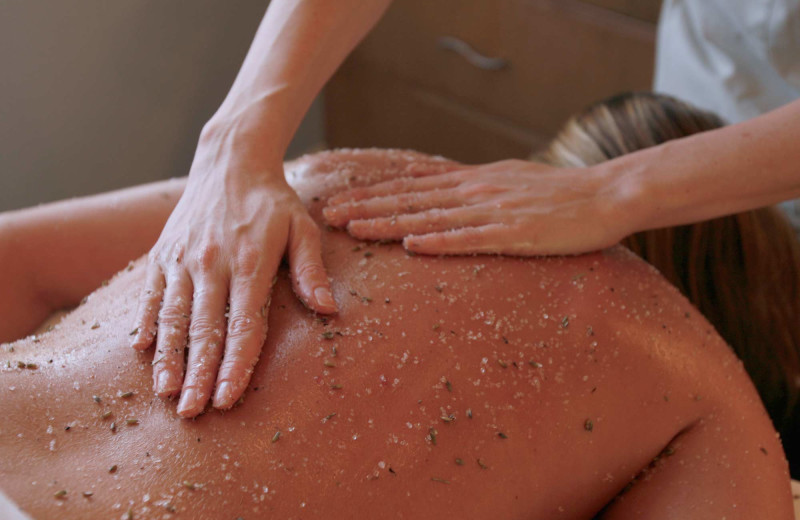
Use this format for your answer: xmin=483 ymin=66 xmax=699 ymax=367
xmin=655 ymin=0 xmax=800 ymax=124
xmin=0 ymin=490 xmax=32 ymax=520
xmin=655 ymin=0 xmax=800 ymax=231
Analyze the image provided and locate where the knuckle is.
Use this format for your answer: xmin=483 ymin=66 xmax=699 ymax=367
xmin=297 ymin=217 xmax=321 ymax=240
xmin=219 ymin=356 xmax=258 ymax=379
xmin=138 ymin=286 xmax=160 ymax=305
xmin=192 ymin=243 xmax=221 ymax=272
xmin=227 ymin=310 xmax=262 ymax=339
xmin=463 ymin=229 xmax=484 ymax=246
xmin=159 ymin=302 xmax=189 ymax=324
xmin=189 ymin=318 xmax=225 ymax=345
xmin=294 ymin=260 xmax=326 ymax=281
xmin=425 ymin=209 xmax=446 ymax=226
xmin=170 ymin=243 xmax=187 ymax=264
xmin=234 ymin=247 xmax=261 ymax=275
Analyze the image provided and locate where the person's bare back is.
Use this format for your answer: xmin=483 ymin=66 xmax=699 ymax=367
xmin=0 ymin=150 xmax=792 ymax=519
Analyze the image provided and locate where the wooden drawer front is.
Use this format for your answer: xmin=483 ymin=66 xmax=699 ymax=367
xmin=325 ymin=62 xmax=548 ymax=164
xmin=350 ymin=0 xmax=656 ymax=136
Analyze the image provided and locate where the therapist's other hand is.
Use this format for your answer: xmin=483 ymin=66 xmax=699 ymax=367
xmin=130 ymin=129 xmax=336 ymax=419
xmin=324 ymin=159 xmax=632 ymax=256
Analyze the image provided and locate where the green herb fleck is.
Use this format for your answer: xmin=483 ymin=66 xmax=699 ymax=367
xmin=497 ymin=432 xmax=508 ymax=439
xmin=324 ymin=360 xmax=336 ymax=368
xmin=584 ymin=419 xmax=594 ymax=432
xmin=109 ymin=464 xmax=118 ymax=473
xmin=54 ymin=489 xmax=67 ymax=499
xmin=321 ymin=331 xmax=335 ymax=340
xmin=466 ymin=408 xmax=473 ymax=419
xmin=82 ymin=491 xmax=93 ymax=498
xmin=529 ymin=360 xmax=543 ymax=368
xmin=455 ymin=458 xmax=464 ymax=466
xmin=129 ymin=328 xmax=139 ymax=336
xmin=477 ymin=458 xmax=488 ymax=469
xmin=561 ymin=316 xmax=569 ymax=328
xmin=441 ymin=414 xmax=455 ymax=423
xmin=428 ymin=427 xmax=437 ymax=446
xmin=119 ymin=391 xmax=134 ymax=399
xmin=497 ymin=359 xmax=508 ymax=369
xmin=271 ymin=430 xmax=281 ymax=443
xmin=330 ymin=383 xmax=343 ymax=390
xmin=431 ymin=477 xmax=450 ymax=484
xmin=445 ymin=380 xmax=452 ymax=392
xmin=92 ymin=395 xmax=101 ymax=403
xmin=101 ymin=411 xmax=112 ymax=420
xmin=125 ymin=418 xmax=139 ymax=426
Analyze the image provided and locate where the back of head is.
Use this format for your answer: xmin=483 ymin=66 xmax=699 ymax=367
xmin=536 ymin=92 xmax=800 ymax=474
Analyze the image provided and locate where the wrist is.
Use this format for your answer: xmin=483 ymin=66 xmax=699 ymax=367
xmin=596 ymin=146 xmax=656 ymax=237
xmin=200 ymin=103 xmax=289 ymax=169
xmin=195 ymin=116 xmax=286 ymax=182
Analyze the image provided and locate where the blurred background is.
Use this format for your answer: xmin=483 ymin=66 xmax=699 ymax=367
xmin=0 ymin=0 xmax=660 ymax=211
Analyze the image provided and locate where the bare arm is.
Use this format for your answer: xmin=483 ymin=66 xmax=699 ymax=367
xmin=324 ymin=98 xmax=800 ymax=255
xmin=620 ymin=98 xmax=800 ymax=230
xmin=132 ymin=0 xmax=395 ymax=418
xmin=0 ymin=178 xmax=184 ymax=343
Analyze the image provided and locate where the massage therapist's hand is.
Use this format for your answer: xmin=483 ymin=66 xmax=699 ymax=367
xmin=324 ymin=159 xmax=634 ymax=256
xmin=130 ymin=126 xmax=336 ymax=418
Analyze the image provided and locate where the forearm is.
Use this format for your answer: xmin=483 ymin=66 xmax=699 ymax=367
xmin=201 ymin=0 xmax=393 ymax=167
xmin=0 ymin=178 xmax=185 ymax=340
xmin=610 ymin=98 xmax=800 ymax=231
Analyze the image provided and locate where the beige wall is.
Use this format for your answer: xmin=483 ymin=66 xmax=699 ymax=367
xmin=0 ymin=1 xmax=324 ymax=211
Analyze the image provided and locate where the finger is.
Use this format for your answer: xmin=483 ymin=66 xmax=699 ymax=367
xmin=152 ymin=269 xmax=193 ymax=398
xmin=323 ymin=189 xmax=466 ymax=228
xmin=175 ymin=274 xmax=228 ymax=418
xmin=404 ymin=224 xmax=521 ymax=255
xmin=327 ymin=172 xmax=463 ymax=206
xmin=288 ymin=215 xmax=337 ymax=314
xmin=130 ymin=264 xmax=165 ymax=351
xmin=346 ymin=206 xmax=494 ymax=241
xmin=213 ymin=250 xmax=276 ymax=409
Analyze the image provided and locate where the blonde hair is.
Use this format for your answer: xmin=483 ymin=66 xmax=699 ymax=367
xmin=537 ymin=92 xmax=800 ymax=472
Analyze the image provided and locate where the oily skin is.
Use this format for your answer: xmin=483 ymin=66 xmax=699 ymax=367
xmin=0 ymin=151 xmax=793 ymax=519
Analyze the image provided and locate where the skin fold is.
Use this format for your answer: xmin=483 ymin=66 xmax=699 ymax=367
xmin=0 ymin=150 xmax=793 ymax=519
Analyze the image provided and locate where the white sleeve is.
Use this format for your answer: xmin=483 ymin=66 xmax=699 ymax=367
xmin=0 ymin=490 xmax=32 ymax=520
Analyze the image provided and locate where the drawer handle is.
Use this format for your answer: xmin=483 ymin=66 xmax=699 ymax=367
xmin=436 ymin=36 xmax=509 ymax=71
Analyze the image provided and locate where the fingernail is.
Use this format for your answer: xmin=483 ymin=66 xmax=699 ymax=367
xmin=214 ymin=382 xmax=234 ymax=408
xmin=176 ymin=388 xmax=198 ymax=416
xmin=156 ymin=371 xmax=175 ymax=397
xmin=314 ymin=287 xmax=336 ymax=310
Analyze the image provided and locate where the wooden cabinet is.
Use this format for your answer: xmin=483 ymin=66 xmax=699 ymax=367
xmin=325 ymin=0 xmax=662 ymax=164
